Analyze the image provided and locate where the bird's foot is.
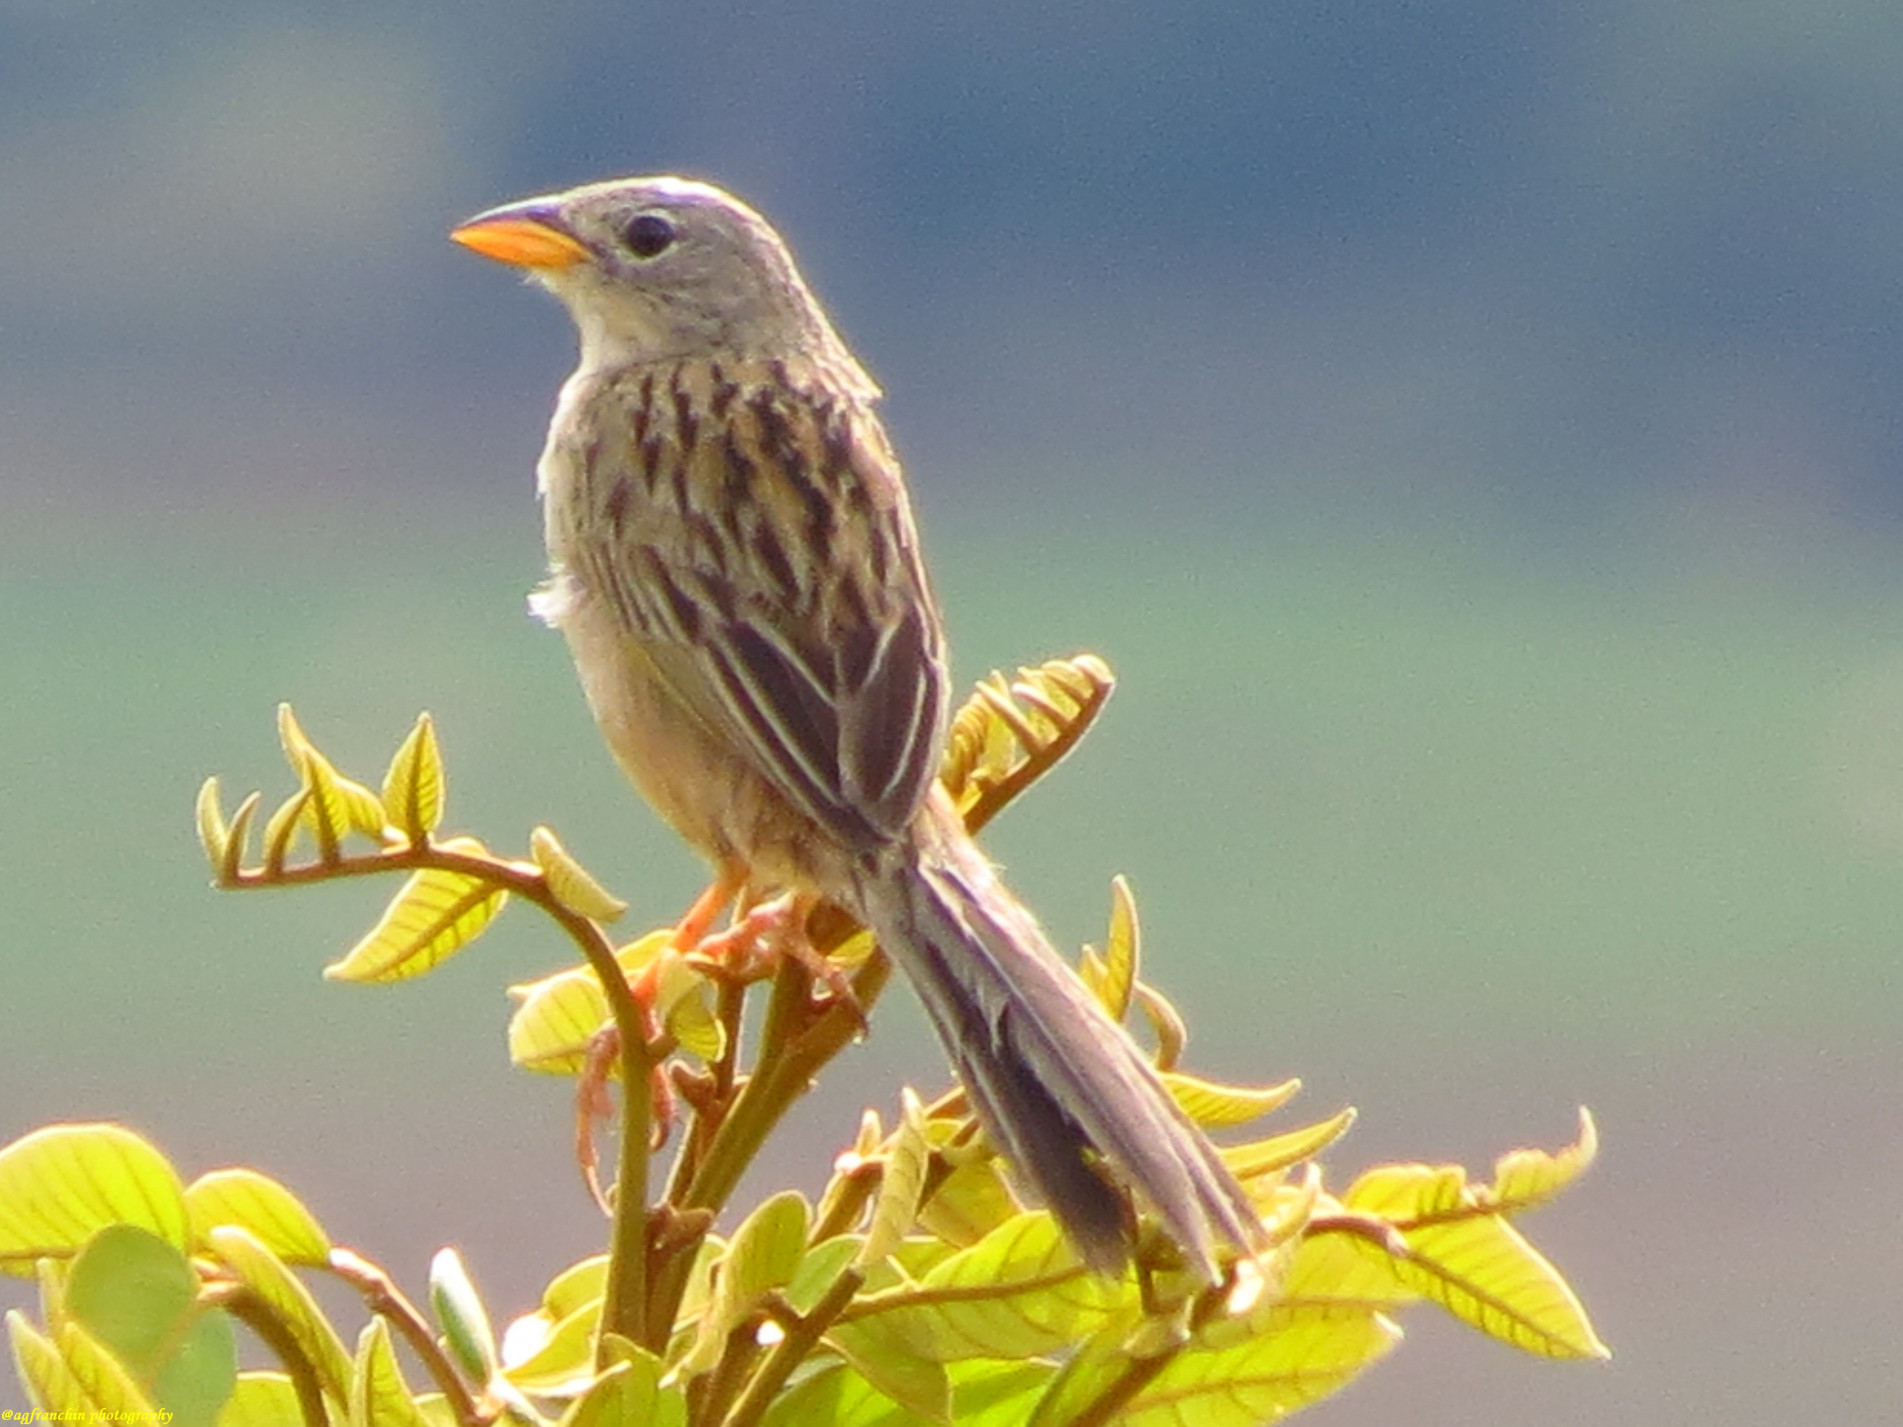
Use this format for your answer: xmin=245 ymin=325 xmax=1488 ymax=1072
xmin=689 ymin=892 xmax=865 ymax=1025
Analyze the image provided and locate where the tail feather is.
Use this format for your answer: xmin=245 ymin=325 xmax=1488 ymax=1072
xmin=848 ymin=814 xmax=1260 ymax=1278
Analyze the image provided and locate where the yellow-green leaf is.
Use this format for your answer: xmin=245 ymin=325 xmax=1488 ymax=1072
xmin=382 ymin=712 xmax=445 ymax=845
xmin=940 ymin=655 xmax=1116 ymax=833
xmin=1164 ymin=1073 xmax=1303 ymax=1130
xmin=325 ymin=866 xmax=508 ymax=983
xmin=277 ymin=704 xmax=384 ymax=859
xmin=508 ymin=932 xmax=674 ymax=1075
xmin=1338 ymin=1144 xmax=1608 ymax=1360
xmin=531 ymin=826 xmax=627 ymax=922
xmin=1096 ymin=875 xmax=1140 ymax=1022
xmin=765 ymin=1357 xmax=1051 ymax=1427
xmin=1278 ymin=1212 xmax=1412 ymax=1314
xmin=1132 ymin=982 xmax=1188 ymax=1072
xmin=847 ymin=1214 xmax=1123 ymax=1365
xmin=196 ymin=777 xmax=229 ymax=871
xmin=540 ymin=1255 xmax=610 ymax=1322
xmin=353 ymin=1316 xmax=430 ymax=1427
xmin=502 ymin=1260 xmax=610 ymax=1398
xmin=653 ymin=948 xmax=725 ymax=1063
xmin=1112 ymin=1302 xmax=1402 ymax=1427
xmin=916 ymin=1154 xmax=1018 ymax=1253
xmin=219 ymin=792 xmax=262 ymax=884
xmin=502 ymin=1295 xmax=601 ymax=1396
xmin=7 ymin=1311 xmax=137 ymax=1418
xmin=825 ymin=1314 xmax=952 ymax=1424
xmin=1224 ymin=1109 xmax=1357 ymax=1184
xmin=52 ymin=1318 xmax=160 ymax=1417
xmin=1351 ymin=1202 xmax=1607 ymax=1359
xmin=785 ymin=1235 xmax=862 ymax=1318
xmin=185 ymin=1169 xmax=330 ymax=1266
xmin=507 ymin=966 xmax=612 ymax=1075
xmin=557 ymin=1349 xmax=688 ymax=1427
xmin=260 ymin=786 xmax=312 ymax=875
xmin=216 ymin=1371 xmax=301 ymax=1427
xmin=858 ymin=1090 xmax=930 ymax=1270
xmin=1485 ymin=1108 xmax=1598 ymax=1215
xmin=205 ymin=1225 xmax=351 ymax=1408
xmin=680 ymin=1191 xmax=810 ymax=1373
xmin=0 ymin=1124 xmax=188 ymax=1275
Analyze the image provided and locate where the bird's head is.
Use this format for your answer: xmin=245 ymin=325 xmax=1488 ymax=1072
xmin=452 ymin=175 xmax=860 ymax=381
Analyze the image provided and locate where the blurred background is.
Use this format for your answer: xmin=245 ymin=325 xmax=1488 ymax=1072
xmin=3 ymin=1 xmax=1899 ymax=1419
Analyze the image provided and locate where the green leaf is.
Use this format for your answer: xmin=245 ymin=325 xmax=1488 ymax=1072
xmin=65 ymin=1226 xmax=237 ymax=1425
xmin=785 ymin=1236 xmax=862 ymax=1318
xmin=762 ymin=1358 xmax=1052 ymax=1427
xmin=0 ymin=1124 xmax=188 ymax=1275
xmin=429 ymin=1247 xmax=498 ymax=1382
xmin=556 ymin=1350 xmax=688 ymax=1427
xmin=680 ymin=1191 xmax=810 ymax=1373
xmin=185 ymin=1168 xmax=331 ymax=1266
xmin=382 ymin=712 xmax=445 ymax=845
xmin=531 ymin=825 xmax=628 ymax=922
xmin=205 ymin=1225 xmax=351 ymax=1409
xmin=66 ymin=1226 xmax=234 ymax=1412
xmin=826 ymin=1315 xmax=952 ymax=1424
xmin=353 ymin=1316 xmax=430 ymax=1427
xmin=325 ymin=860 xmax=508 ymax=983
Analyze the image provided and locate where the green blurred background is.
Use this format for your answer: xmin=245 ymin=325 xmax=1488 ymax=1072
xmin=4 ymin=2 xmax=1901 ymax=1420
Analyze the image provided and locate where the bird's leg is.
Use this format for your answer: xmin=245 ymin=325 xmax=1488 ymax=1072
xmin=575 ymin=871 xmax=747 ymax=1206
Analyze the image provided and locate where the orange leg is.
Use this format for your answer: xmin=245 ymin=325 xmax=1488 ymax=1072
xmin=690 ymin=891 xmax=865 ymax=1025
xmin=576 ymin=869 xmax=744 ymax=1208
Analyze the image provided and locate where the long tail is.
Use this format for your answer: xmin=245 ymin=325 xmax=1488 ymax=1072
xmin=845 ymin=803 xmax=1260 ymax=1278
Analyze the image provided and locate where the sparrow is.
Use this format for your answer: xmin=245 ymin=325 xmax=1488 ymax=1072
xmin=451 ymin=175 xmax=1260 ymax=1277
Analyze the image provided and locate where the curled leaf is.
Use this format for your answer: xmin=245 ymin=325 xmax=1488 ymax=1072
xmin=219 ymin=792 xmax=261 ymax=885
xmin=940 ymin=654 xmax=1115 ymax=834
xmin=1164 ymin=1073 xmax=1303 ymax=1130
xmin=530 ymin=826 xmax=627 ymax=923
xmin=195 ymin=778 xmax=229 ymax=872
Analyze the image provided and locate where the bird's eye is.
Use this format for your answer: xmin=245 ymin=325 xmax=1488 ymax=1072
xmin=621 ymin=213 xmax=677 ymax=259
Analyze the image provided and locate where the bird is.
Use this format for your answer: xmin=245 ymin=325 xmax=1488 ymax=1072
xmin=450 ymin=174 xmax=1260 ymax=1278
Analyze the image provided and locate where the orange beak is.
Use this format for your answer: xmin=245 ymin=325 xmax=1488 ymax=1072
xmin=449 ymin=207 xmax=591 ymax=269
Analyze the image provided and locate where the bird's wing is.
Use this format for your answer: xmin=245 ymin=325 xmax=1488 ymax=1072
xmin=580 ymin=369 xmax=948 ymax=851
